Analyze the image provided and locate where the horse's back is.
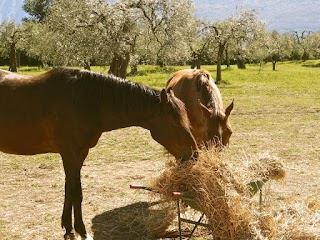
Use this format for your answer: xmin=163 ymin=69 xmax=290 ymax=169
xmin=0 ymin=68 xmax=105 ymax=155
xmin=0 ymin=69 xmax=92 ymax=155
xmin=0 ymin=70 xmax=57 ymax=114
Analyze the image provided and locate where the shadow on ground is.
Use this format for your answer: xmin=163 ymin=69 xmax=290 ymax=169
xmin=92 ymin=201 xmax=176 ymax=240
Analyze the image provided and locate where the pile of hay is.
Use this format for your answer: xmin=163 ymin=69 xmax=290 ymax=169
xmin=149 ymin=150 xmax=286 ymax=239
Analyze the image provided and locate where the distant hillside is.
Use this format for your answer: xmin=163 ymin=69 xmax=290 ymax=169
xmin=1 ymin=0 xmax=319 ymax=33
xmin=193 ymin=0 xmax=320 ymax=33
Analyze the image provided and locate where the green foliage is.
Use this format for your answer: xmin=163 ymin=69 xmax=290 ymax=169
xmin=23 ymin=0 xmax=52 ymax=22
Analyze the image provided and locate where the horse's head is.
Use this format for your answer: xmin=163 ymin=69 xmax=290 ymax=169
xmin=199 ymin=100 xmax=234 ymax=149
xmin=150 ymin=89 xmax=199 ymax=162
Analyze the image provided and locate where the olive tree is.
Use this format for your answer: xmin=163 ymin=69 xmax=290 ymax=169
xmin=203 ymin=10 xmax=266 ymax=83
xmin=266 ymin=31 xmax=294 ymax=70
xmin=21 ymin=0 xmax=199 ymax=76
xmin=0 ymin=21 xmax=26 ymax=72
xmin=21 ymin=21 xmax=57 ymax=66
xmin=300 ymin=32 xmax=320 ymax=60
xmin=23 ymin=0 xmax=52 ymax=22
xmin=42 ymin=0 xmax=105 ymax=69
xmin=127 ymin=0 xmax=198 ymax=67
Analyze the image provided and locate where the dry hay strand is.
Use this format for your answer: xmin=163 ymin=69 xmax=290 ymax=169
xmin=248 ymin=157 xmax=286 ymax=181
xmin=271 ymin=197 xmax=320 ymax=240
xmin=149 ymin=150 xmax=282 ymax=240
xmin=146 ymin=149 xmax=320 ymax=239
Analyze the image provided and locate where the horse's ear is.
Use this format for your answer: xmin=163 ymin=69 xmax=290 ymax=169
xmin=198 ymin=99 xmax=211 ymax=118
xmin=160 ymin=89 xmax=169 ymax=104
xmin=225 ymin=100 xmax=234 ymax=118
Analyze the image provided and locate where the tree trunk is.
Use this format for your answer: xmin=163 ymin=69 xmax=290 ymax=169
xmin=109 ymin=56 xmax=119 ymax=76
xmin=225 ymin=46 xmax=230 ymax=70
xmin=109 ymin=53 xmax=130 ymax=79
xmin=272 ymin=61 xmax=276 ymax=71
xmin=302 ymin=51 xmax=309 ymax=61
xmin=216 ymin=43 xmax=225 ymax=84
xmin=119 ymin=53 xmax=130 ymax=79
xmin=236 ymin=56 xmax=246 ymax=69
xmin=17 ymin=50 xmax=21 ymax=68
xmin=130 ymin=64 xmax=138 ymax=75
xmin=9 ymin=42 xmax=17 ymax=72
xmin=191 ymin=59 xmax=201 ymax=69
xmin=84 ymin=61 xmax=91 ymax=71
xmin=191 ymin=52 xmax=201 ymax=69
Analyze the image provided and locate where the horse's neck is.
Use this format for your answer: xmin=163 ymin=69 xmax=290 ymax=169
xmin=102 ymin=108 xmax=157 ymax=131
xmin=65 ymin=70 xmax=161 ymax=132
xmin=99 ymin=91 xmax=160 ymax=132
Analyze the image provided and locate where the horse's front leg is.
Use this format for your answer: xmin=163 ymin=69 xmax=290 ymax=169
xmin=61 ymin=150 xmax=92 ymax=240
xmin=62 ymin=178 xmax=73 ymax=238
xmin=73 ymin=170 xmax=92 ymax=240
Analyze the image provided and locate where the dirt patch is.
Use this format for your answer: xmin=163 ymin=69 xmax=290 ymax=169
xmin=0 ymin=139 xmax=169 ymax=240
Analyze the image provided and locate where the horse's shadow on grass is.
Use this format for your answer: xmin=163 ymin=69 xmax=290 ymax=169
xmin=92 ymin=201 xmax=176 ymax=240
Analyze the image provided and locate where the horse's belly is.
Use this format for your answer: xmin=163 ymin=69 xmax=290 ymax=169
xmin=0 ymin=120 xmax=58 ymax=155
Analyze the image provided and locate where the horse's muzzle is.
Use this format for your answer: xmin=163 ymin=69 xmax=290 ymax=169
xmin=180 ymin=150 xmax=199 ymax=162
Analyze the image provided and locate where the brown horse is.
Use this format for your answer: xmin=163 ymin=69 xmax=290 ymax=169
xmin=0 ymin=67 xmax=198 ymax=240
xmin=166 ymin=68 xmax=233 ymax=149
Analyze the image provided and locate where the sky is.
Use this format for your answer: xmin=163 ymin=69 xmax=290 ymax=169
xmin=0 ymin=0 xmax=319 ymax=33
xmin=0 ymin=0 xmax=27 ymax=24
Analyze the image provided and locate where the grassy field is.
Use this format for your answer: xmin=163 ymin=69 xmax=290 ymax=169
xmin=0 ymin=61 xmax=319 ymax=239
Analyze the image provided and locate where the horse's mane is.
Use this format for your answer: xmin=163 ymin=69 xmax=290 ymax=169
xmin=44 ymin=68 xmax=188 ymax=125
xmin=194 ymin=70 xmax=221 ymax=115
xmin=45 ymin=67 xmax=161 ymax=113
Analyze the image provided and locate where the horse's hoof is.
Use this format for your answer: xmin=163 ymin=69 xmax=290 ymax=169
xmin=77 ymin=233 xmax=93 ymax=240
xmin=76 ymin=232 xmax=93 ymax=240
xmin=65 ymin=232 xmax=93 ymax=240
xmin=64 ymin=233 xmax=79 ymax=240
xmin=82 ymin=234 xmax=93 ymax=240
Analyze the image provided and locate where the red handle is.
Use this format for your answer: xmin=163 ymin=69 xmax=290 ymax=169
xmin=172 ymin=191 xmax=183 ymax=198
xmin=130 ymin=184 xmax=145 ymax=189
